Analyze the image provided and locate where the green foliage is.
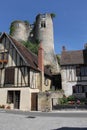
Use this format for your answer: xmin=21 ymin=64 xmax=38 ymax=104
xmin=9 ymin=22 xmax=15 ymax=35
xmin=59 ymin=95 xmax=76 ymax=105
xmin=22 ymin=40 xmax=39 ymax=55
xmin=9 ymin=20 xmax=30 ymax=35
xmin=59 ymin=96 xmax=68 ymax=105
xmin=50 ymin=13 xmax=56 ymax=18
xmin=59 ymin=95 xmax=87 ymax=105
xmin=67 ymin=95 xmax=76 ymax=101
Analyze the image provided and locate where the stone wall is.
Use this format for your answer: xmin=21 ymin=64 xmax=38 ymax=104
xmin=38 ymin=91 xmax=63 ymax=111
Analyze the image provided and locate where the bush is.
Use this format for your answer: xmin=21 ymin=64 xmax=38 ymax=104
xmin=59 ymin=97 xmax=68 ymax=105
xmin=59 ymin=95 xmax=76 ymax=105
xmin=22 ymin=41 xmax=39 ymax=55
xmin=67 ymin=95 xmax=76 ymax=101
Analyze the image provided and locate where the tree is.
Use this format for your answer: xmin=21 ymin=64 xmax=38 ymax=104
xmin=22 ymin=40 xmax=39 ymax=55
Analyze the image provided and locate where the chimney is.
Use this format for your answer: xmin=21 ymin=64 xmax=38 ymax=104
xmin=62 ymin=46 xmax=66 ymax=51
xmin=38 ymin=43 xmax=44 ymax=72
xmin=38 ymin=43 xmax=44 ymax=91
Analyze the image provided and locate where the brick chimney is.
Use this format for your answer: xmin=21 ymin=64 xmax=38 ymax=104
xmin=38 ymin=43 xmax=44 ymax=91
xmin=62 ymin=46 xmax=66 ymax=51
xmin=38 ymin=43 xmax=44 ymax=72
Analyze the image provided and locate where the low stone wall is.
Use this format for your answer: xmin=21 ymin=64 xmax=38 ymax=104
xmin=52 ymin=104 xmax=87 ymax=110
xmin=38 ymin=91 xmax=63 ymax=111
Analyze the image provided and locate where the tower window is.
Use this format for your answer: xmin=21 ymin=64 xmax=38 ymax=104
xmin=41 ymin=21 xmax=46 ymax=28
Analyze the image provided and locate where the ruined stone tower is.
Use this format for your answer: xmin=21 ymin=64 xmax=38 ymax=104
xmin=34 ymin=13 xmax=59 ymax=73
xmin=10 ymin=13 xmax=60 ymax=74
xmin=10 ymin=20 xmax=30 ymax=42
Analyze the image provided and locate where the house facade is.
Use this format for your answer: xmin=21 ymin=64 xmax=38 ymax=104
xmin=0 ymin=33 xmax=52 ymax=111
xmin=60 ymin=46 xmax=87 ymax=98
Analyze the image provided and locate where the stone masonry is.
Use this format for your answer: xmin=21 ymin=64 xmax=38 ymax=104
xmin=9 ymin=13 xmax=60 ymax=74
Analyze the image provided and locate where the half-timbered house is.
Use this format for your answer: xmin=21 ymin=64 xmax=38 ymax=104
xmin=60 ymin=46 xmax=87 ymax=98
xmin=0 ymin=33 xmax=52 ymax=111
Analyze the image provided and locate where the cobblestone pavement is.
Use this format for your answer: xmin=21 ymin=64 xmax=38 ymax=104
xmin=0 ymin=111 xmax=87 ymax=130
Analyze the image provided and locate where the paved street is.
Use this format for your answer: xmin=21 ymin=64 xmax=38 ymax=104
xmin=0 ymin=110 xmax=87 ymax=130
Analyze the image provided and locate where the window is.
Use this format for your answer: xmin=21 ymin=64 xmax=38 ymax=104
xmin=85 ymin=67 xmax=87 ymax=75
xmin=0 ymin=52 xmax=8 ymax=62
xmin=80 ymin=67 xmax=85 ymax=76
xmin=41 ymin=21 xmax=46 ymax=28
xmin=5 ymin=67 xmax=15 ymax=84
xmin=7 ymin=91 xmax=14 ymax=103
xmin=76 ymin=67 xmax=80 ymax=76
xmin=76 ymin=66 xmax=87 ymax=76
xmin=73 ymin=85 xmax=84 ymax=93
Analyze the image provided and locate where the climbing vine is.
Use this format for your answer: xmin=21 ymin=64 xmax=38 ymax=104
xmin=9 ymin=22 xmax=16 ymax=35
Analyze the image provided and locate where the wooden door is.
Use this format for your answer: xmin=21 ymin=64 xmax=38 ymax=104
xmin=14 ymin=91 xmax=20 ymax=109
xmin=31 ymin=93 xmax=38 ymax=111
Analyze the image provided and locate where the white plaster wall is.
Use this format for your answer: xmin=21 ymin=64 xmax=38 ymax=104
xmin=62 ymin=82 xmax=77 ymax=97
xmin=0 ymin=89 xmax=7 ymax=105
xmin=1 ymin=69 xmax=5 ymax=86
xmin=0 ymin=87 xmax=39 ymax=111
xmin=20 ymin=88 xmax=31 ymax=110
xmin=61 ymin=66 xmax=77 ymax=97
xmin=30 ymin=70 xmax=38 ymax=89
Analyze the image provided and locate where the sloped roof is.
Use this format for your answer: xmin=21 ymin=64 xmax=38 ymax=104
xmin=0 ymin=33 xmax=52 ymax=77
xmin=10 ymin=36 xmax=39 ymax=70
xmin=60 ymin=49 xmax=87 ymax=65
xmin=0 ymin=33 xmax=39 ymax=71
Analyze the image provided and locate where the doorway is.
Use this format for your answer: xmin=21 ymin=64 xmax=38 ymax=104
xmin=7 ymin=91 xmax=20 ymax=109
xmin=31 ymin=93 xmax=38 ymax=111
xmin=14 ymin=91 xmax=20 ymax=109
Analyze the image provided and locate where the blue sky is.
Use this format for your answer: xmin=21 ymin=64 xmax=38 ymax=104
xmin=1 ymin=0 xmax=87 ymax=54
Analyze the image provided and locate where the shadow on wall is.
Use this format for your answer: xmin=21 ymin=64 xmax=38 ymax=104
xmin=52 ymin=127 xmax=87 ymax=130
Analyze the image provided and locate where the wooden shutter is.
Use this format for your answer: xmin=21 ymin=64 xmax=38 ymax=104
xmin=5 ymin=67 xmax=15 ymax=84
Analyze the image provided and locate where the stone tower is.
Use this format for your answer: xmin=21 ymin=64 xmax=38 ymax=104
xmin=10 ymin=20 xmax=30 ymax=42
xmin=9 ymin=14 xmax=60 ymax=74
xmin=34 ymin=13 xmax=59 ymax=73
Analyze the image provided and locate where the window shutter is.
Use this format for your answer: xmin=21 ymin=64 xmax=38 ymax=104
xmin=5 ymin=68 xmax=15 ymax=84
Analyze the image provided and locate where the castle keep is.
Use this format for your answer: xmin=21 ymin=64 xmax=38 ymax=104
xmin=10 ymin=13 xmax=59 ymax=74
